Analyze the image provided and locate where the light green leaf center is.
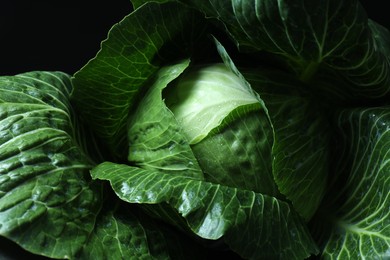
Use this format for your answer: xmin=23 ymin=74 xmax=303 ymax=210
xmin=166 ymin=63 xmax=258 ymax=144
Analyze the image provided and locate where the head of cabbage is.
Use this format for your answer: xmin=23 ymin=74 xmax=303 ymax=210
xmin=163 ymin=63 xmax=280 ymax=196
xmin=127 ymin=58 xmax=329 ymax=221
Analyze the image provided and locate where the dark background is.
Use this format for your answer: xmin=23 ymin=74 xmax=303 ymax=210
xmin=0 ymin=0 xmax=132 ymax=76
xmin=0 ymin=1 xmax=388 ymax=76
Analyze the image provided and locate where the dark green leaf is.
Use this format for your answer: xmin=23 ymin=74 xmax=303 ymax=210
xmin=321 ymin=107 xmax=390 ymax=259
xmin=0 ymin=72 xmax=102 ymax=259
xmin=244 ymin=70 xmax=330 ymax=221
xmin=192 ymin=107 xmax=279 ymax=196
xmin=72 ymin=1 xmax=207 ymax=159
xmin=127 ymin=61 xmax=204 ymax=180
xmin=91 ymin=162 xmax=319 ymax=260
xmin=78 ymin=201 xmax=208 ymax=260
xmin=184 ymin=0 xmax=390 ymax=100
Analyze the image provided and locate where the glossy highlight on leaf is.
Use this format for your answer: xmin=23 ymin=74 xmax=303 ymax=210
xmin=91 ymin=161 xmax=319 ymax=260
xmin=321 ymin=107 xmax=390 ymax=259
xmin=0 ymin=72 xmax=102 ymax=258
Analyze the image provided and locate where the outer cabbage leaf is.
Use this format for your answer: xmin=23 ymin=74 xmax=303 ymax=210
xmin=0 ymin=72 xmax=102 ymax=258
xmin=243 ymin=70 xmax=331 ymax=220
xmin=321 ymin=107 xmax=390 ymax=259
xmin=0 ymin=71 xmax=213 ymax=259
xmin=211 ymin=37 xmax=328 ymax=220
xmin=79 ymin=205 xmax=170 ymax=259
xmin=91 ymin=161 xmax=319 ymax=260
xmin=71 ymin=1 xmax=207 ymax=159
xmin=183 ymin=0 xmax=390 ymax=100
xmin=127 ymin=61 xmax=204 ymax=180
xmin=77 ymin=200 xmax=208 ymax=260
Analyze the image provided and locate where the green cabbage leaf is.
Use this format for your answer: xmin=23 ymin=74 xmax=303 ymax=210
xmin=319 ymin=107 xmax=390 ymax=259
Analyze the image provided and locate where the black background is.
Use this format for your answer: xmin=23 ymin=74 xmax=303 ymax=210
xmin=1 ymin=0 xmax=132 ymax=76
xmin=0 ymin=1 xmax=388 ymax=76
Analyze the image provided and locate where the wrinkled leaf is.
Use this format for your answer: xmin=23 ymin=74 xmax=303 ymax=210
xmin=0 ymin=72 xmax=102 ymax=259
xmin=72 ymin=1 xmax=207 ymax=159
xmin=78 ymin=200 xmax=207 ymax=260
xmin=127 ymin=61 xmax=204 ymax=180
xmin=188 ymin=40 xmax=279 ymax=196
xmin=243 ymin=70 xmax=330 ymax=221
xmin=322 ymin=107 xmax=390 ymax=259
xmin=192 ymin=108 xmax=279 ymax=196
xmin=183 ymin=0 xmax=390 ymax=100
xmin=91 ymin=161 xmax=319 ymax=260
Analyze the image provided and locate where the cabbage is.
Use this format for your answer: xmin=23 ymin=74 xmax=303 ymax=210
xmin=1 ymin=1 xmax=389 ymax=259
